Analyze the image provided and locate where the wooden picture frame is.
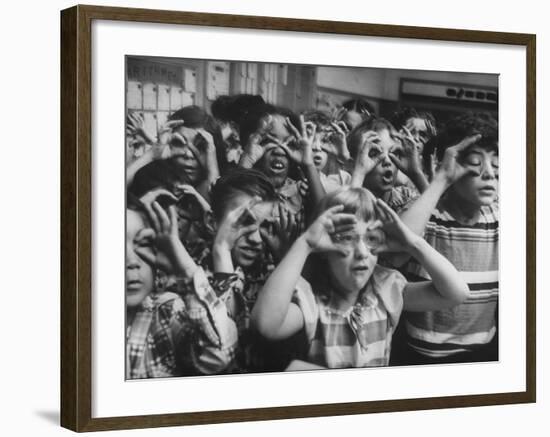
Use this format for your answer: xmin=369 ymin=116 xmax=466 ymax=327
xmin=60 ymin=4 xmax=536 ymax=432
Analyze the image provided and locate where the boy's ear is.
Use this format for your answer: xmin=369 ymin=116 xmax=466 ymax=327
xmin=203 ymin=210 xmax=217 ymax=235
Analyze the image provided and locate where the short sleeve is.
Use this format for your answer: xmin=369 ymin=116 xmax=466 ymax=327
xmin=290 ymin=277 xmax=319 ymax=343
xmin=371 ymin=266 xmax=406 ymax=329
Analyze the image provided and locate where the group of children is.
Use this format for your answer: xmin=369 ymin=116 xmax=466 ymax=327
xmin=125 ymin=94 xmax=499 ymax=378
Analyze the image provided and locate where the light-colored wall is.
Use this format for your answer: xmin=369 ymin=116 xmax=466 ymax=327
xmin=317 ymin=66 xmax=498 ymax=101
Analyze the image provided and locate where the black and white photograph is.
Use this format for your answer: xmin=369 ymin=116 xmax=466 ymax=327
xmin=125 ymin=56 xmax=499 ymax=379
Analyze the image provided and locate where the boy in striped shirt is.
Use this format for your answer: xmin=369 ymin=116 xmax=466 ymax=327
xmin=394 ymin=112 xmax=499 ymax=364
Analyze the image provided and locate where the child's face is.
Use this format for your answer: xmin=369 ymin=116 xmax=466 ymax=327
xmin=170 ymin=126 xmax=203 ymax=184
xmin=342 ymin=110 xmax=364 ymax=131
xmin=453 ymin=145 xmax=499 ymax=207
xmin=405 ymin=117 xmax=430 ymax=153
xmin=311 ymin=131 xmax=331 ymax=171
xmin=326 ymin=219 xmax=382 ymax=294
xmin=362 ymin=128 xmax=401 ymax=195
xmin=258 ymin=145 xmax=290 ymax=187
xmin=220 ymin=193 xmax=275 ymax=269
xmin=126 ymin=209 xmax=155 ymax=308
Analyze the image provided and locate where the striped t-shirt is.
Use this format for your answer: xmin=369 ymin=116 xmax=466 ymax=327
xmin=403 ymin=203 xmax=499 ymax=358
xmin=292 ymin=265 xmax=407 ymax=368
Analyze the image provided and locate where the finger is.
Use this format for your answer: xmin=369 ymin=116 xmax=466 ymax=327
xmin=376 ymin=199 xmax=399 ymax=221
xmin=264 ymin=133 xmax=282 ymax=145
xmin=152 ymin=201 xmax=171 ymax=233
xmin=165 ymin=120 xmax=185 ymax=130
xmin=389 ymin=153 xmax=404 ymax=169
xmin=287 ymin=209 xmax=295 ymax=233
xmin=135 ymin=246 xmax=157 ymax=266
xmin=453 ymin=134 xmax=482 ymax=153
xmin=335 ymin=120 xmax=350 ymax=134
xmin=323 ymin=204 xmax=345 ymax=218
xmin=143 ymin=202 xmax=161 ymax=233
xmin=278 ymin=204 xmax=287 ymax=230
xmin=168 ymin=205 xmax=179 ymax=235
xmin=371 ymin=244 xmax=389 ymax=255
xmin=331 ymin=213 xmax=358 ymax=226
xmin=237 ymin=224 xmax=259 ymax=240
xmin=367 ymin=219 xmax=384 ymax=231
xmin=285 ymin=117 xmax=301 ymax=138
xmin=330 ymin=122 xmax=345 ymax=135
xmin=332 ymin=223 xmax=356 ymax=234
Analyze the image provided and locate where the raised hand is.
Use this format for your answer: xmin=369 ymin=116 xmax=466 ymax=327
xmin=278 ymin=115 xmax=315 ymax=166
xmin=213 ymin=198 xmax=263 ymax=251
xmin=437 ymin=134 xmax=482 ymax=185
xmin=126 ymin=112 xmax=156 ymax=146
xmin=390 ymin=127 xmax=424 ymax=178
xmin=368 ymin=199 xmax=421 ymax=255
xmin=239 ymin=115 xmax=280 ymax=168
xmin=303 ymin=205 xmax=357 ymax=255
xmin=173 ymin=183 xmax=211 ymax=213
xmin=260 ymin=204 xmax=299 ymax=261
xmin=355 ymin=131 xmax=385 ymax=175
xmin=330 ymin=122 xmax=350 ymax=160
xmin=137 ymin=200 xmax=194 ymax=276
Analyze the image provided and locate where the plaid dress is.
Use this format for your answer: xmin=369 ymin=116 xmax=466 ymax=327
xmin=126 ymin=267 xmax=238 ymax=379
xmin=292 ymin=265 xmax=407 ymax=368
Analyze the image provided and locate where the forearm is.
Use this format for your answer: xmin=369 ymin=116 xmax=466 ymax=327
xmin=350 ymin=166 xmax=367 ymax=188
xmin=408 ymin=238 xmax=469 ymax=304
xmin=212 ymin=242 xmax=235 ymax=274
xmin=252 ymin=236 xmax=311 ymax=336
xmin=205 ymin=153 xmax=220 ymax=184
xmin=126 ymin=149 xmax=154 ymax=187
xmin=399 ymin=172 xmax=449 ymax=235
xmin=238 ymin=152 xmax=257 ymax=169
xmin=408 ymin=170 xmax=429 ymax=193
xmin=301 ymin=163 xmax=326 ymax=205
xmin=180 ymin=268 xmax=239 ymax=374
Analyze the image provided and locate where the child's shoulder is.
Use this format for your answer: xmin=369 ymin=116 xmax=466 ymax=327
xmin=371 ymin=264 xmax=407 ymax=289
xmin=152 ymin=291 xmax=185 ymax=317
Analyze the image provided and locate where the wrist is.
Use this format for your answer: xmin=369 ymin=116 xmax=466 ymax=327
xmin=433 ymin=171 xmax=452 ymax=190
xmin=297 ymin=234 xmax=315 ymax=255
xmin=405 ymin=235 xmax=428 ymax=257
xmin=239 ymin=152 xmax=256 ymax=168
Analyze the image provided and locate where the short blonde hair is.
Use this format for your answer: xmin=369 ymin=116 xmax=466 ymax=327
xmin=316 ymin=187 xmax=378 ymax=222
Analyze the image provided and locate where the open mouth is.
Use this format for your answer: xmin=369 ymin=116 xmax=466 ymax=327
xmin=313 ymin=155 xmax=324 ymax=166
xmin=269 ymin=158 xmax=288 ymax=174
xmin=381 ymin=169 xmax=394 ymax=185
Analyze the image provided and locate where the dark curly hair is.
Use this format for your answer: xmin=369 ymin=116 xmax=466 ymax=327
xmin=390 ymin=107 xmax=437 ymax=138
xmin=432 ymin=112 xmax=498 ymax=161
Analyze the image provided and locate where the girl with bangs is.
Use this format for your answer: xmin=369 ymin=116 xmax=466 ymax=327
xmin=252 ymin=187 xmax=469 ymax=369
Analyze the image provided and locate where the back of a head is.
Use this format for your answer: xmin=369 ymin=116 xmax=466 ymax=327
xmin=129 ymin=158 xmax=193 ymax=198
xmin=342 ymin=98 xmax=376 ymax=117
xmin=434 ymin=112 xmax=498 ymax=161
xmin=211 ymin=94 xmax=265 ymax=126
xmin=391 ymin=107 xmax=437 ymax=134
xmin=210 ymin=168 xmax=278 ymax=221
xmin=302 ymin=110 xmax=332 ymax=128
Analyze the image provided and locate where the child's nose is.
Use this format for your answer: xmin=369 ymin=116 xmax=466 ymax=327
xmin=246 ymin=227 xmax=263 ymax=245
xmin=354 ymin=238 xmax=370 ymax=258
xmin=481 ymin=160 xmax=497 ymax=179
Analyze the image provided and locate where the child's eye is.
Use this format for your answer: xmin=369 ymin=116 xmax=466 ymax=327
xmin=334 ymin=233 xmax=355 ymax=244
xmin=465 ymin=154 xmax=482 ymax=166
xmin=368 ymin=148 xmax=381 ymax=158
